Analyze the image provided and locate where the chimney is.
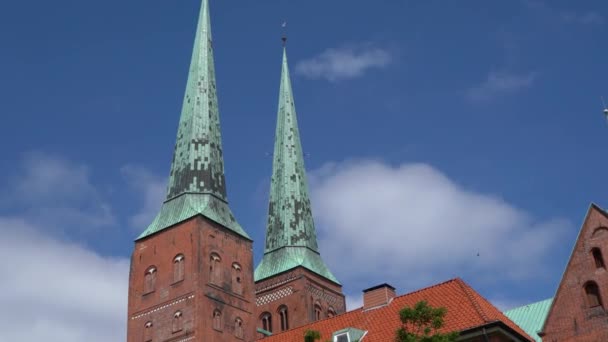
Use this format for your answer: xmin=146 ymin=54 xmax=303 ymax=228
xmin=363 ymin=283 xmax=396 ymax=310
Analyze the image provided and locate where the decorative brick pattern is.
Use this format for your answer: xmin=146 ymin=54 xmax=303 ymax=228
xmin=256 ymin=286 xmax=294 ymax=306
xmin=131 ymin=294 xmax=195 ymax=320
xmin=307 ymin=284 xmax=340 ymax=306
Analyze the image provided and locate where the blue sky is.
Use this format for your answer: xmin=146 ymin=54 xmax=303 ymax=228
xmin=1 ymin=0 xmax=608 ymax=339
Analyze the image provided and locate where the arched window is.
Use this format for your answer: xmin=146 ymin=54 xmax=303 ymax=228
xmin=234 ymin=317 xmax=244 ymax=339
xmin=260 ymin=312 xmax=272 ymax=332
xmin=327 ymin=307 xmax=336 ymax=318
xmin=314 ymin=303 xmax=323 ymax=321
xmin=278 ymin=305 xmax=289 ymax=331
xmin=212 ymin=309 xmax=222 ymax=331
xmin=143 ymin=321 xmax=153 ymax=342
xmin=592 ymin=248 xmax=606 ymax=269
xmin=210 ymin=253 xmax=221 ymax=285
xmin=144 ymin=266 xmax=157 ymax=294
xmin=584 ymin=281 xmax=603 ymax=308
xmin=232 ymin=262 xmax=243 ymax=295
xmin=173 ymin=254 xmax=185 ymax=283
xmin=172 ymin=311 xmax=183 ymax=333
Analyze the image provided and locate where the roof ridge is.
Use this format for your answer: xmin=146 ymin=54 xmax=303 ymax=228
xmin=455 ymin=278 xmax=490 ymax=322
xmin=389 ymin=278 xmax=460 ymax=301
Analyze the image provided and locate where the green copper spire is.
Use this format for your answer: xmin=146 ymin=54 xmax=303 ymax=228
xmin=137 ymin=0 xmax=249 ymax=241
xmin=255 ymin=45 xmax=339 ymax=284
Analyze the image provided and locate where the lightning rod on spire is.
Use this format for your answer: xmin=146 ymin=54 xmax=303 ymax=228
xmin=281 ymin=21 xmax=287 ymax=46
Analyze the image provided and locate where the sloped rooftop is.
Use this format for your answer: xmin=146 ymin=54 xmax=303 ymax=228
xmin=258 ymin=278 xmax=533 ymax=342
xmin=504 ymin=298 xmax=553 ymax=342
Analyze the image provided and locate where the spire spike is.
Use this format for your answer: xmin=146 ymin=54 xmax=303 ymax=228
xmin=136 ymin=0 xmax=249 ymax=241
xmin=254 ymin=45 xmax=339 ymax=284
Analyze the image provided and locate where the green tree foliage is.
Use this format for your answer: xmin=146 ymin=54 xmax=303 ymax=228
xmin=304 ymin=329 xmax=321 ymax=342
xmin=395 ymin=301 xmax=459 ymax=342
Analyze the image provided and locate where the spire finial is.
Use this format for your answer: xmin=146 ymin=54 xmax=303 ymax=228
xmin=281 ymin=21 xmax=287 ymax=46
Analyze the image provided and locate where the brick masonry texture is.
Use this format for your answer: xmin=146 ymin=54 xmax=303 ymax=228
xmin=542 ymin=204 xmax=608 ymax=342
xmin=127 ymin=216 xmax=256 ymax=342
xmin=253 ymin=267 xmax=346 ymax=338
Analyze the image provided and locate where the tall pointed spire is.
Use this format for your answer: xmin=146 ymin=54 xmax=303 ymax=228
xmin=137 ymin=0 xmax=249 ymax=240
xmin=255 ymin=45 xmax=339 ymax=283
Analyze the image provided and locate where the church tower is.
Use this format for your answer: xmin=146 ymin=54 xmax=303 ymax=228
xmin=126 ymin=1 xmax=255 ymax=341
xmin=254 ymin=42 xmax=345 ymax=337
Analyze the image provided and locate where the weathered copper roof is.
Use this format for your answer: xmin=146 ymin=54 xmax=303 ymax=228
xmin=137 ymin=0 xmax=248 ymax=240
xmin=254 ymin=47 xmax=338 ymax=283
xmin=504 ymin=298 xmax=553 ymax=342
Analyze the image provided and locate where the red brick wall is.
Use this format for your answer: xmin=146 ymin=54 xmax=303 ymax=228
xmin=254 ymin=267 xmax=345 ymax=337
xmin=542 ymin=205 xmax=608 ymax=342
xmin=127 ymin=216 xmax=256 ymax=342
xmin=363 ymin=285 xmax=396 ymax=310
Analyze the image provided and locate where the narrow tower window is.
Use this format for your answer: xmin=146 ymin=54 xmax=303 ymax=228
xmin=584 ymin=281 xmax=603 ymax=308
xmin=213 ymin=309 xmax=222 ymax=331
xmin=173 ymin=254 xmax=185 ymax=283
xmin=144 ymin=266 xmax=157 ymax=294
xmin=210 ymin=253 xmax=221 ymax=284
xmin=314 ymin=303 xmax=323 ymax=321
xmin=232 ymin=262 xmax=242 ymax=295
xmin=172 ymin=311 xmax=183 ymax=333
xmin=327 ymin=307 xmax=336 ymax=318
xmin=144 ymin=321 xmax=153 ymax=342
xmin=592 ymin=248 xmax=606 ymax=269
xmin=278 ymin=305 xmax=289 ymax=331
xmin=260 ymin=312 xmax=272 ymax=332
xmin=234 ymin=317 xmax=244 ymax=339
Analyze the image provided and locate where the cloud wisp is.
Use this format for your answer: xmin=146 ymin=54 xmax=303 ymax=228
xmin=122 ymin=164 xmax=167 ymax=229
xmin=524 ymin=0 xmax=604 ymax=26
xmin=295 ymin=45 xmax=392 ymax=82
xmin=309 ymin=160 xmax=570 ymax=292
xmin=467 ymin=71 xmax=537 ymax=103
xmin=2 ymin=153 xmax=115 ymax=233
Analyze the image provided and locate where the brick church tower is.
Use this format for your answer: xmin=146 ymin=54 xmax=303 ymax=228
xmin=253 ymin=43 xmax=346 ymax=337
xmin=126 ymin=1 xmax=256 ymax=341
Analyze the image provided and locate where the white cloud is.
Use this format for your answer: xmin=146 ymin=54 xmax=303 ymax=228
xmin=345 ymin=294 xmax=364 ymax=311
xmin=309 ymin=160 xmax=570 ymax=291
xmin=2 ymin=153 xmax=115 ymax=232
xmin=467 ymin=71 xmax=537 ymax=102
xmin=295 ymin=45 xmax=391 ymax=82
xmin=122 ymin=165 xmax=166 ymax=229
xmin=0 ymin=217 xmax=128 ymax=341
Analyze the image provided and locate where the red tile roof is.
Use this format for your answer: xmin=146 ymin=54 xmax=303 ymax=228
xmin=257 ymin=278 xmax=533 ymax=342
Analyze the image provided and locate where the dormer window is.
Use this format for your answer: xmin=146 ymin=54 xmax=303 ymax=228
xmin=144 ymin=266 xmax=157 ymax=294
xmin=332 ymin=328 xmax=366 ymax=342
